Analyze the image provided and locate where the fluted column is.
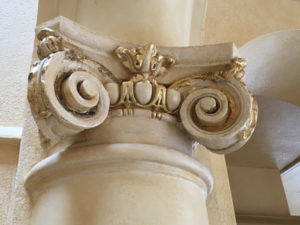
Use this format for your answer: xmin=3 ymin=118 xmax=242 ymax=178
xmin=25 ymin=17 xmax=257 ymax=225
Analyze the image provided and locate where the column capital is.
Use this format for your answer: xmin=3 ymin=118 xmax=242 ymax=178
xmin=28 ymin=17 xmax=257 ymax=154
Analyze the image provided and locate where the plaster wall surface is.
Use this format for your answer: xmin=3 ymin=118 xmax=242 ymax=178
xmin=205 ymin=0 xmax=300 ymax=47
xmin=0 ymin=0 xmax=38 ymax=127
xmin=37 ymin=0 xmax=207 ymax=46
xmin=228 ymin=166 xmax=290 ymax=217
xmin=6 ymin=105 xmax=46 ymax=225
xmin=0 ymin=139 xmax=19 ymax=225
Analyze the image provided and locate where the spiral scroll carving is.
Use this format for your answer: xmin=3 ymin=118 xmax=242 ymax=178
xmin=28 ymin=51 xmax=110 ymax=139
xmin=177 ymin=73 xmax=257 ymax=154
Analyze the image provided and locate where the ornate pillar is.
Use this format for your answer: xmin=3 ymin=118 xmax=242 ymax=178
xmin=25 ymin=18 xmax=257 ymax=225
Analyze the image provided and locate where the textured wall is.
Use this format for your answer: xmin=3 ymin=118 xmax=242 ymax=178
xmin=228 ymin=166 xmax=290 ymax=216
xmin=0 ymin=140 xmax=19 ymax=225
xmin=205 ymin=0 xmax=300 ymax=47
xmin=0 ymin=0 xmax=38 ymax=127
xmin=0 ymin=1 xmax=38 ymax=224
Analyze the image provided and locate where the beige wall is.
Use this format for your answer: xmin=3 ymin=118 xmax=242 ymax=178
xmin=0 ymin=139 xmax=19 ymax=225
xmin=228 ymin=166 xmax=290 ymax=217
xmin=37 ymin=0 xmax=207 ymax=46
xmin=204 ymin=0 xmax=300 ymax=47
xmin=0 ymin=1 xmax=38 ymax=224
xmin=38 ymin=0 xmax=300 ymax=48
xmin=0 ymin=0 xmax=38 ymax=127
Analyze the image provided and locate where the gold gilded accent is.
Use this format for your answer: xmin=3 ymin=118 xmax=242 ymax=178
xmin=151 ymin=111 xmax=162 ymax=120
xmin=112 ymin=44 xmax=176 ymax=114
xmin=238 ymin=98 xmax=258 ymax=140
xmin=113 ymin=44 xmax=251 ymax=121
xmin=228 ymin=57 xmax=247 ymax=81
xmin=169 ymin=73 xmax=226 ymax=90
xmin=122 ymin=108 xmax=134 ymax=116
xmin=37 ymin=28 xmax=63 ymax=60
xmin=115 ymin=43 xmax=175 ymax=78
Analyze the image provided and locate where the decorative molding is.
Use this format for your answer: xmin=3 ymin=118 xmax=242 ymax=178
xmin=110 ymin=44 xmax=179 ymax=114
xmin=236 ymin=214 xmax=300 ymax=225
xmin=280 ymin=157 xmax=300 ymax=175
xmin=28 ymin=25 xmax=257 ymax=153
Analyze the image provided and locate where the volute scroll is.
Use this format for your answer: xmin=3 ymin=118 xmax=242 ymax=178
xmin=175 ymin=60 xmax=258 ymax=154
xmin=28 ymin=50 xmax=110 ymax=140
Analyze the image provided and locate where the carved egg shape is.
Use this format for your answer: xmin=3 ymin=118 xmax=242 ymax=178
xmin=167 ymin=88 xmax=181 ymax=111
xmin=135 ymin=81 xmax=152 ymax=105
xmin=105 ymin=82 xmax=120 ymax=104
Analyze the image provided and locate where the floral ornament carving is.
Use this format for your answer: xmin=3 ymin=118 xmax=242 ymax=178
xmin=115 ymin=44 xmax=175 ymax=78
xmin=107 ymin=44 xmax=179 ymax=115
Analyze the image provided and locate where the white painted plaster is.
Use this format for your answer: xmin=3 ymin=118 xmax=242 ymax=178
xmin=0 ymin=0 xmax=38 ymax=127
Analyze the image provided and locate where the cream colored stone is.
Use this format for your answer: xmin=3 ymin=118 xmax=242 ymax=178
xmin=36 ymin=17 xmax=240 ymax=84
xmin=21 ymin=16 xmax=259 ymax=225
xmin=28 ymin=51 xmax=110 ymax=140
xmin=37 ymin=0 xmax=208 ymax=46
xmin=26 ymin=144 xmax=212 ymax=225
xmin=194 ymin=90 xmax=228 ymax=126
xmin=29 ymin=17 xmax=256 ymax=154
xmin=166 ymin=88 xmax=181 ymax=111
xmin=198 ymin=96 xmax=217 ymax=113
xmin=193 ymin=146 xmax=237 ymax=225
xmin=179 ymin=79 xmax=257 ymax=153
xmin=105 ymin=83 xmax=120 ymax=104
xmin=2 ymin=1 xmax=274 ymax=224
xmin=62 ymin=71 xmax=101 ymax=113
xmin=134 ymin=81 xmax=152 ymax=104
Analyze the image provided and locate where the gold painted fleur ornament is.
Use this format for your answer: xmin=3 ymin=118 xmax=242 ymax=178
xmin=115 ymin=43 xmax=175 ymax=79
xmin=111 ymin=44 xmax=180 ymax=113
xmin=229 ymin=57 xmax=247 ymax=80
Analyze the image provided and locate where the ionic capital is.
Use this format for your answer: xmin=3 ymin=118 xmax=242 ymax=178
xmin=28 ymin=18 xmax=257 ymax=153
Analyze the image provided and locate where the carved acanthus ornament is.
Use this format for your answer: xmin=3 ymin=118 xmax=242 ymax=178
xmin=109 ymin=44 xmax=179 ymax=114
xmin=28 ymin=26 xmax=257 ymax=153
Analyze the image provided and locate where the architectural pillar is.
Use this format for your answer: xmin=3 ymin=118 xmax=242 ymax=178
xmin=25 ymin=16 xmax=257 ymax=225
